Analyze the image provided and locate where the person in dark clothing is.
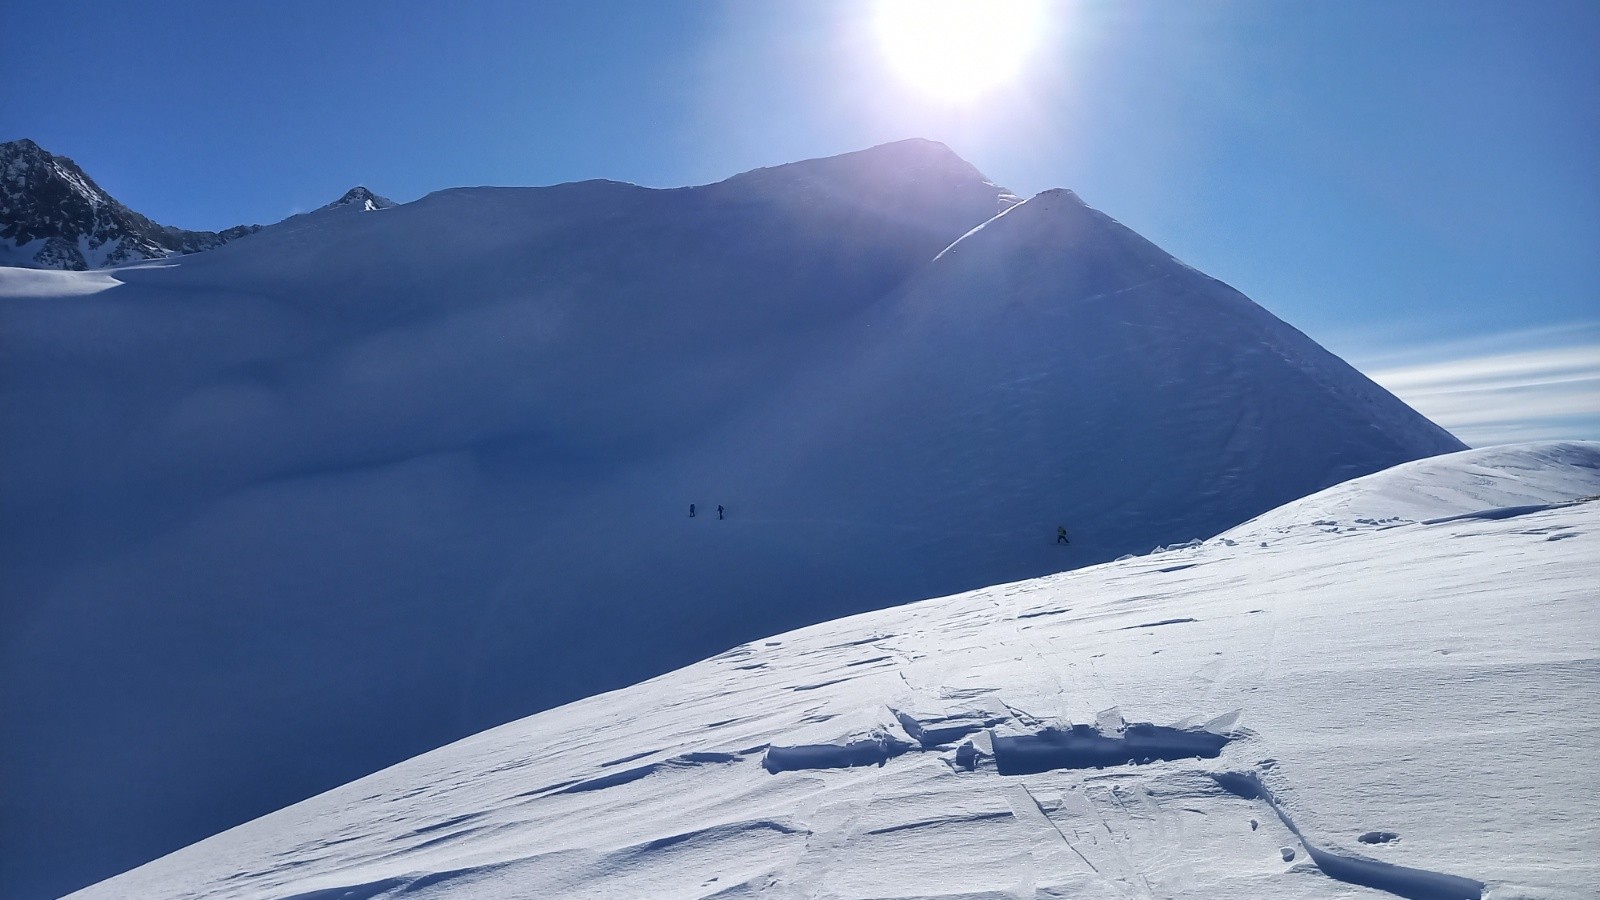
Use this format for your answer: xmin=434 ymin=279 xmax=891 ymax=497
xmin=1056 ymin=526 xmax=1070 ymax=544
xmin=717 ymin=505 xmax=725 ymax=520
xmin=689 ymin=504 xmax=696 ymax=517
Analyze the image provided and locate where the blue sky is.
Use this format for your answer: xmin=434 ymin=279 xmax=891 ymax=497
xmin=3 ymin=0 xmax=1596 ymax=443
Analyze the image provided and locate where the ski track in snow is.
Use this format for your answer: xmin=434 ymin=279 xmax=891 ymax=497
xmin=70 ymin=444 xmax=1600 ymax=899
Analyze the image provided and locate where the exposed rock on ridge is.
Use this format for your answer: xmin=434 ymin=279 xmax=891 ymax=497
xmin=0 ymin=138 xmax=260 ymax=270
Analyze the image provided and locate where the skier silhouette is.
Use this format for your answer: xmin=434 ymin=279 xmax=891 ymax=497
xmin=689 ymin=503 xmax=696 ymax=518
xmin=1056 ymin=526 xmax=1070 ymax=544
xmin=717 ymin=505 xmax=725 ymax=520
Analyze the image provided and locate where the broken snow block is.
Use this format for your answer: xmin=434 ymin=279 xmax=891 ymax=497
xmin=892 ymin=697 xmax=1011 ymax=748
xmin=992 ymin=722 xmax=1231 ymax=776
xmin=762 ymin=730 xmax=913 ymax=774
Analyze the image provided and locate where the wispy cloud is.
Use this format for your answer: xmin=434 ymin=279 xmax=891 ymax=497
xmin=1355 ymin=323 xmax=1600 ymax=447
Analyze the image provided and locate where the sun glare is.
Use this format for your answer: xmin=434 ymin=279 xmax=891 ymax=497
xmin=874 ymin=0 xmax=1046 ymax=102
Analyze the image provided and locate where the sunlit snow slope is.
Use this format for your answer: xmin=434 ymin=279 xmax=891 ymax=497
xmin=1 ymin=140 xmax=1463 ymax=897
xmin=76 ymin=443 xmax=1600 ymax=899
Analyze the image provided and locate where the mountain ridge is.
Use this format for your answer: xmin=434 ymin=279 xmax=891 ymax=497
xmin=0 ymin=138 xmax=264 ymax=269
xmin=0 ymin=139 xmax=411 ymax=270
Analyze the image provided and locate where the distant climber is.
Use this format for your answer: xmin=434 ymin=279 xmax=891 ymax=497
xmin=1056 ymin=526 xmax=1070 ymax=544
xmin=717 ymin=505 xmax=725 ymax=520
xmin=689 ymin=504 xmax=696 ymax=518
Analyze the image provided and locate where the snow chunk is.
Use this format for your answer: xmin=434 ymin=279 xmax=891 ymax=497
xmin=991 ymin=721 xmax=1233 ymax=776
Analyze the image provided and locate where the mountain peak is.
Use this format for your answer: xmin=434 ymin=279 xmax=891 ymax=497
xmin=322 ymin=185 xmax=396 ymax=212
xmin=1033 ymin=186 xmax=1086 ymax=204
xmin=2 ymin=138 xmax=103 ymax=201
xmin=822 ymin=138 xmax=991 ymax=183
xmin=996 ymin=187 xmax=1096 ymax=227
xmin=862 ymin=136 xmax=964 ymax=162
xmin=721 ymin=138 xmax=993 ymax=190
xmin=0 ymin=139 xmax=259 ymax=269
xmin=932 ymin=185 xmax=1166 ymax=271
xmin=3 ymin=137 xmax=46 ymax=157
xmin=713 ymin=138 xmax=1016 ymax=227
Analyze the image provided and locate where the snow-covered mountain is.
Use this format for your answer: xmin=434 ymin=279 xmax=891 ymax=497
xmin=0 ymin=138 xmax=263 ymax=269
xmin=318 ymin=185 xmax=396 ymax=213
xmin=70 ymin=442 xmax=1600 ymax=899
xmin=1 ymin=140 xmax=1465 ymax=898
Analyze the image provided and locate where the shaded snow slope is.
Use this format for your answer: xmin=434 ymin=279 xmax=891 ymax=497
xmin=2 ymin=140 xmax=1458 ymax=897
xmin=731 ymin=187 xmax=1466 ymax=590
xmin=76 ymin=444 xmax=1600 ymax=899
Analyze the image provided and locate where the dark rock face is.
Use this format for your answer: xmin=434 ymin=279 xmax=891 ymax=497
xmin=322 ymin=185 xmax=396 ymax=211
xmin=0 ymin=138 xmax=261 ymax=270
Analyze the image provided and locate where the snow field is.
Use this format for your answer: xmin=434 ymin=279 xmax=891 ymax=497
xmin=75 ymin=443 xmax=1600 ymax=899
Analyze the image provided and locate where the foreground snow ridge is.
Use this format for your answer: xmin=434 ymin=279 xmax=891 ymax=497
xmin=78 ymin=442 xmax=1599 ymax=899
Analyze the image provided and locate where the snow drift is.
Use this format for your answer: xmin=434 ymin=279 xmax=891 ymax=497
xmin=1 ymin=140 xmax=1463 ymax=897
xmin=71 ymin=443 xmax=1600 ymax=899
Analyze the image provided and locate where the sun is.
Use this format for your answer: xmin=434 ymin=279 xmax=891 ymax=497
xmin=873 ymin=0 xmax=1047 ymax=103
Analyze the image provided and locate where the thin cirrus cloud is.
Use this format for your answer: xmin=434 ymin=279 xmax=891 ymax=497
xmin=1358 ymin=324 xmax=1600 ymax=447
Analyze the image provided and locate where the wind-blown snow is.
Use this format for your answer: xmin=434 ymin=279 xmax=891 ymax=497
xmin=73 ymin=443 xmax=1600 ymax=899
xmin=1 ymin=140 xmax=1463 ymax=897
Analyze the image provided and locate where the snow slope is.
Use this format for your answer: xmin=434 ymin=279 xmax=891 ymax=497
xmin=1 ymin=140 xmax=1463 ymax=897
xmin=75 ymin=443 xmax=1600 ymax=899
xmin=1227 ymin=441 xmax=1600 ymax=540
